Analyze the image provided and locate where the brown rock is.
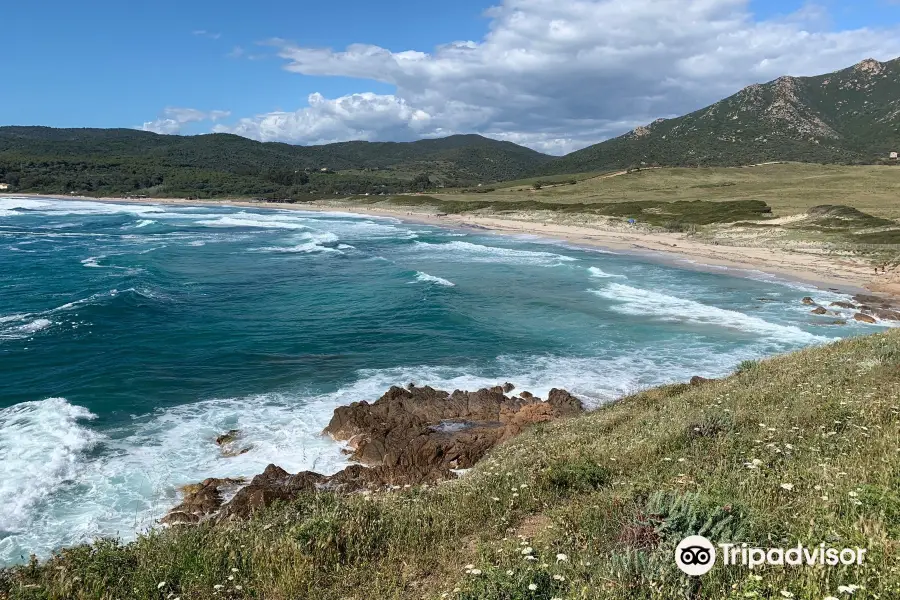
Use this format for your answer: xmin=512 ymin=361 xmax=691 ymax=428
xmin=811 ymin=307 xmax=828 ymax=315
xmin=801 ymin=297 xmax=816 ymax=305
xmin=854 ymin=313 xmax=878 ymax=324
xmin=217 ymin=466 xmax=327 ymax=521
xmin=502 ymin=382 xmax=516 ymax=393
xmin=161 ymin=477 xmax=245 ymax=525
xmin=215 ymin=429 xmax=241 ymax=446
xmin=852 ymin=294 xmax=891 ymax=307
xmin=690 ymin=376 xmax=712 ymax=386
xmin=167 ymin=384 xmax=585 ymax=524
xmin=830 ymin=301 xmax=856 ymax=309
xmin=215 ymin=429 xmax=252 ymax=457
xmin=873 ymin=309 xmax=900 ymax=321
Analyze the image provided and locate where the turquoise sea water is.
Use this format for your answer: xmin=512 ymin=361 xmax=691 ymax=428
xmin=0 ymin=196 xmax=884 ymax=565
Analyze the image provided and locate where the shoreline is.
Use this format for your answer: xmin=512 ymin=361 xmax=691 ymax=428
xmin=4 ymin=192 xmax=895 ymax=300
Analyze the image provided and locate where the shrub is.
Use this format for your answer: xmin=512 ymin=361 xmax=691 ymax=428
xmin=543 ymin=458 xmax=611 ymax=495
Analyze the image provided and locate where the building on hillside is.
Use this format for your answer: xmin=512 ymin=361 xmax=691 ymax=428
xmin=0 ymin=183 xmax=9 ymax=190
xmin=890 ymin=151 xmax=898 ymax=160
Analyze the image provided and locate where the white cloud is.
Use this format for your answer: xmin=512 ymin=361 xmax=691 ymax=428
xmin=141 ymin=107 xmax=231 ymax=135
xmin=192 ymin=29 xmax=222 ymax=40
xmin=216 ymin=0 xmax=900 ymax=153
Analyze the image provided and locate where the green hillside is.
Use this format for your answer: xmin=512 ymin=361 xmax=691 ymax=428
xmin=542 ymin=57 xmax=900 ymax=174
xmin=0 ymin=128 xmax=552 ymax=198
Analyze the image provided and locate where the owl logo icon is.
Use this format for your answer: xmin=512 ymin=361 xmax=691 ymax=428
xmin=675 ymin=536 xmax=717 ymax=576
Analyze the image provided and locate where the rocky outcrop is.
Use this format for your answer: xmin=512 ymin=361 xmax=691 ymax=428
xmin=811 ymin=307 xmax=828 ymax=315
xmin=164 ymin=385 xmax=584 ymax=524
xmin=830 ymin=301 xmax=856 ymax=309
xmin=690 ymin=376 xmax=713 ymax=386
xmin=801 ymin=297 xmax=816 ymax=306
xmin=161 ymin=478 xmax=245 ymax=525
xmin=854 ymin=313 xmax=878 ymax=324
xmin=872 ymin=309 xmax=900 ymax=321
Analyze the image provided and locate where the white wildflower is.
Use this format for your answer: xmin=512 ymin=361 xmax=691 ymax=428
xmin=556 ymin=553 xmax=568 ymax=562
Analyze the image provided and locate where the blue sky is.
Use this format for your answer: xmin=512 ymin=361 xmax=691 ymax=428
xmin=2 ymin=0 xmax=900 ymax=153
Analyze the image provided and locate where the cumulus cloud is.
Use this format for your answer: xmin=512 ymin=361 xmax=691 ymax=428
xmin=215 ymin=0 xmax=900 ymax=153
xmin=141 ymin=107 xmax=231 ymax=135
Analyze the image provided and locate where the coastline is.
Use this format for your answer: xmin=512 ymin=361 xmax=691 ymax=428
xmin=5 ymin=192 xmax=896 ymax=300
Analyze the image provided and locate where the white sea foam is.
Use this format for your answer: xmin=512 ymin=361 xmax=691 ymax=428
xmin=196 ymin=212 xmax=312 ymax=230
xmin=80 ymin=256 xmax=103 ymax=268
xmin=16 ymin=319 xmax=52 ymax=334
xmin=133 ymin=220 xmax=156 ymax=228
xmin=253 ymin=232 xmax=342 ymax=254
xmin=0 ymin=399 xmax=101 ymax=535
xmin=588 ymin=266 xmax=626 ymax=279
xmin=592 ymin=283 xmax=829 ymax=344
xmin=412 ymin=241 xmax=577 ymax=266
xmin=0 ymin=392 xmax=350 ymax=563
xmin=0 ymin=318 xmax=53 ymax=340
xmin=413 ymin=271 xmax=456 ymax=287
xmin=0 ymin=198 xmax=54 ymax=212
xmin=1 ymin=198 xmax=165 ymax=217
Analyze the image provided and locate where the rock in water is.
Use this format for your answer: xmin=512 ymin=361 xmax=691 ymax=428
xmin=801 ymin=297 xmax=816 ymax=305
xmin=811 ymin=307 xmax=828 ymax=315
xmin=215 ymin=429 xmax=240 ymax=446
xmin=854 ymin=313 xmax=878 ymax=324
xmin=215 ymin=429 xmax=253 ymax=457
xmin=873 ymin=309 xmax=900 ymax=321
xmin=830 ymin=301 xmax=856 ymax=309
xmin=165 ymin=385 xmax=584 ymax=523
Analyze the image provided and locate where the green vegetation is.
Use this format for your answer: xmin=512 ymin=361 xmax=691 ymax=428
xmin=0 ymin=129 xmax=552 ymax=198
xmin=5 ymin=330 xmax=900 ymax=599
xmin=378 ymin=196 xmax=773 ymax=227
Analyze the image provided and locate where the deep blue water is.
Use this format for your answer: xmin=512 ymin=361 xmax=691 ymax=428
xmin=0 ymin=196 xmax=881 ymax=564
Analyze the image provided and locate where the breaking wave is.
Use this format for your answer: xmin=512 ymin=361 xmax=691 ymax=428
xmin=412 ymin=271 xmax=455 ymax=287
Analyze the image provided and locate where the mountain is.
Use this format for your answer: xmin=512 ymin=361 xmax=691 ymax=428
xmin=542 ymin=57 xmax=900 ymax=174
xmin=0 ymin=128 xmax=552 ymax=198
xmin=3 ymin=56 xmax=899 ymax=198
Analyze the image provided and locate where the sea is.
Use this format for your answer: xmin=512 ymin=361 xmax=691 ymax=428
xmin=0 ymin=196 xmax=883 ymax=565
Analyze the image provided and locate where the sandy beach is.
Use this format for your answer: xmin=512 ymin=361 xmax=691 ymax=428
xmin=6 ymin=192 xmax=898 ymax=300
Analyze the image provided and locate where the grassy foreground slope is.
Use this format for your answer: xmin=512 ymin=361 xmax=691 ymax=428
xmin=4 ymin=331 xmax=900 ymax=599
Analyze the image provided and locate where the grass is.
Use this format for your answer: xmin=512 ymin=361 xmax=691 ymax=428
xmin=379 ymin=196 xmax=773 ymax=227
xmin=433 ymin=163 xmax=900 ymax=219
xmin=4 ymin=330 xmax=900 ymax=599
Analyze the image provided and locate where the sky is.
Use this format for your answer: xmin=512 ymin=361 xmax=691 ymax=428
xmin=2 ymin=0 xmax=900 ymax=155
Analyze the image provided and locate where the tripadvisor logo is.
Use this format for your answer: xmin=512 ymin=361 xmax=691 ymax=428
xmin=676 ymin=536 xmax=717 ymax=576
xmin=675 ymin=536 xmax=868 ymax=576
